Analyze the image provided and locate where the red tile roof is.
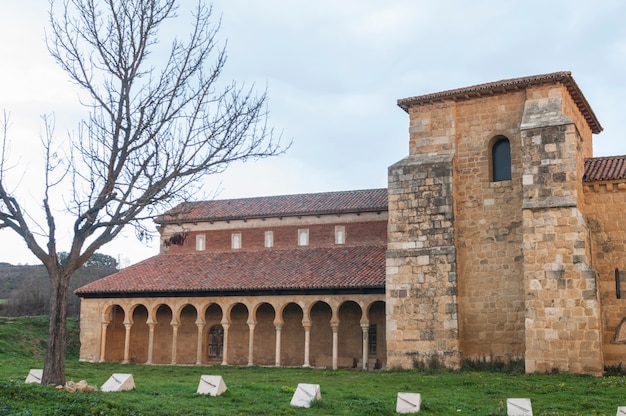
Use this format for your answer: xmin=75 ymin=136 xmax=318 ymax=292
xmin=75 ymin=245 xmax=386 ymax=296
xmin=397 ymin=72 xmax=603 ymax=134
xmin=584 ymin=155 xmax=626 ymax=182
xmin=155 ymin=188 xmax=388 ymax=225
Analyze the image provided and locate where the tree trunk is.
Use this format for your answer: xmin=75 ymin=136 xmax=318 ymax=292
xmin=42 ymin=269 xmax=70 ymax=386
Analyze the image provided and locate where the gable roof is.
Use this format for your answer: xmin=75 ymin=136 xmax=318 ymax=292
xmin=397 ymin=71 xmax=603 ymax=134
xmin=155 ymin=188 xmax=388 ymax=225
xmin=75 ymin=245 xmax=386 ymax=297
xmin=584 ymin=155 xmax=626 ymax=182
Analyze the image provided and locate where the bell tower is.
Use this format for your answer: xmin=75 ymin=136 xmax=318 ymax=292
xmin=386 ymin=72 xmax=604 ymax=374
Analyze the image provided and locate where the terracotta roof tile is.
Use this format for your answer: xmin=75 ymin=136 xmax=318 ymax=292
xmin=584 ymin=155 xmax=626 ymax=182
xmin=397 ymin=71 xmax=602 ymax=134
xmin=75 ymin=245 xmax=386 ymax=296
xmin=156 ymin=189 xmax=388 ymax=225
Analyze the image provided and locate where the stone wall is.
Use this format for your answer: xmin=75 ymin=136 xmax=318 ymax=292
xmin=388 ymin=80 xmax=605 ymax=374
xmin=386 ymin=152 xmax=460 ymax=369
xmin=453 ymin=92 xmax=526 ymax=362
xmin=584 ymin=181 xmax=626 ymax=367
xmin=520 ymin=86 xmax=603 ymax=375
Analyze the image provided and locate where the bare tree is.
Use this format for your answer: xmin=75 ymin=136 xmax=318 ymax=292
xmin=0 ymin=0 xmax=285 ymax=385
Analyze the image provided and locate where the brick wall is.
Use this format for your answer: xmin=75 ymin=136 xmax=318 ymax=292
xmin=163 ymin=219 xmax=387 ymax=253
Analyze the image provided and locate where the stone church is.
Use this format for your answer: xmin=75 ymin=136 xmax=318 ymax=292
xmin=76 ymin=72 xmax=626 ymax=375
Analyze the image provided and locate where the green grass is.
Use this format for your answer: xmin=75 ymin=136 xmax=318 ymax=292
xmin=1 ymin=316 xmax=626 ymax=415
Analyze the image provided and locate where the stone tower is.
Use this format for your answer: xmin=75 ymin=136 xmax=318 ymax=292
xmin=386 ymin=72 xmax=605 ymax=374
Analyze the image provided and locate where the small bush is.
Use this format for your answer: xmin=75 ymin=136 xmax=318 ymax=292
xmin=281 ymin=385 xmax=295 ymax=393
xmin=461 ymin=356 xmax=525 ymax=375
xmin=412 ymin=354 xmax=449 ymax=373
xmin=605 ymin=362 xmax=625 ymax=376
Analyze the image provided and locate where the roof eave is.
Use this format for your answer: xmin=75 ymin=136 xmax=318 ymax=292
xmin=76 ymin=285 xmax=386 ymax=299
xmin=154 ymin=207 xmax=388 ymax=226
xmin=397 ymin=72 xmax=603 ymax=134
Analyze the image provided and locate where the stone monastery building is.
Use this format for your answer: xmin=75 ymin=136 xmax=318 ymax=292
xmin=77 ymin=72 xmax=626 ymax=375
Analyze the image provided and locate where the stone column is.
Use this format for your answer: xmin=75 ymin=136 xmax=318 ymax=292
xmin=331 ymin=324 xmax=339 ymax=370
xmin=195 ymin=321 xmax=205 ymax=365
xmin=122 ymin=322 xmax=132 ymax=364
xmin=247 ymin=322 xmax=256 ymax=366
xmin=146 ymin=321 xmax=156 ymax=365
xmin=171 ymin=322 xmax=180 ymax=365
xmin=99 ymin=322 xmax=108 ymax=362
xmin=274 ymin=324 xmax=282 ymax=367
xmin=221 ymin=323 xmax=230 ymax=366
xmin=303 ymin=322 xmax=311 ymax=367
xmin=361 ymin=323 xmax=369 ymax=371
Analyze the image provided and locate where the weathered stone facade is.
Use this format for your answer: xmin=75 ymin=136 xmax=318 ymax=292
xmin=386 ymin=72 xmax=608 ymax=374
xmin=79 ymin=72 xmax=626 ymax=375
xmin=387 ymin=153 xmax=459 ymax=368
xmin=584 ymin=173 xmax=626 ymax=369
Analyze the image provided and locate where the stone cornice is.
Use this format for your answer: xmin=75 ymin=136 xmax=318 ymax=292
xmin=397 ymin=71 xmax=602 ymax=134
xmin=583 ymin=179 xmax=626 ymax=193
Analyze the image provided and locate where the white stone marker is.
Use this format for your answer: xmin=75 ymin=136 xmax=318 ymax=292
xmin=396 ymin=392 xmax=421 ymax=413
xmin=290 ymin=383 xmax=321 ymax=408
xmin=196 ymin=375 xmax=227 ymax=396
xmin=101 ymin=373 xmax=135 ymax=392
xmin=507 ymin=398 xmax=533 ymax=416
xmin=616 ymin=406 xmax=626 ymax=416
xmin=25 ymin=369 xmax=43 ymax=384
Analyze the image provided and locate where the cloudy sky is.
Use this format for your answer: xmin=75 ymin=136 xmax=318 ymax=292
xmin=0 ymin=0 xmax=625 ymax=266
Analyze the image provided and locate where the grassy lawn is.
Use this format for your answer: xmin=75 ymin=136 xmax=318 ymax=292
xmin=1 ymin=316 xmax=626 ymax=415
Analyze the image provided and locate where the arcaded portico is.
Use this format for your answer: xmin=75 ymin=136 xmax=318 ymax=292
xmin=79 ymin=294 xmax=386 ymax=369
xmin=76 ymin=189 xmax=389 ymax=370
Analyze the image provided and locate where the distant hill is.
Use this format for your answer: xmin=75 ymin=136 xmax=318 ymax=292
xmin=0 ymin=264 xmax=48 ymax=299
xmin=0 ymin=262 xmax=117 ymax=317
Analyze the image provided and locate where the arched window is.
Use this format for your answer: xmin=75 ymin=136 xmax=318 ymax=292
xmin=208 ymin=325 xmax=224 ymax=358
xmin=492 ymin=136 xmax=512 ymax=182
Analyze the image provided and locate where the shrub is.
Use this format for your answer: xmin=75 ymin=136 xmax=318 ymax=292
xmin=461 ymin=356 xmax=525 ymax=375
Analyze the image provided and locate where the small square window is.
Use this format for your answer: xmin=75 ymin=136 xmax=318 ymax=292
xmin=265 ymin=231 xmax=274 ymax=248
xmin=298 ymin=229 xmax=309 ymax=246
xmin=196 ymin=235 xmax=206 ymax=251
xmin=232 ymin=233 xmax=242 ymax=249
xmin=335 ymin=226 xmax=345 ymax=245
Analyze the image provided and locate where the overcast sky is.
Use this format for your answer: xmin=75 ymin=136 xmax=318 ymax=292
xmin=0 ymin=0 xmax=625 ymax=266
